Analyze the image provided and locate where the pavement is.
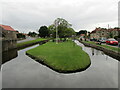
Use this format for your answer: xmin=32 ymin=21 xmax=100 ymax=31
xmin=17 ymin=37 xmax=36 ymax=43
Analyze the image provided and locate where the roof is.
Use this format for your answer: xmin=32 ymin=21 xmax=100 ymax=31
xmin=90 ymin=27 xmax=117 ymax=34
xmin=0 ymin=24 xmax=16 ymax=31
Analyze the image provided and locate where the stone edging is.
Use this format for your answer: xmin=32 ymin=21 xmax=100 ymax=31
xmin=78 ymin=40 xmax=120 ymax=61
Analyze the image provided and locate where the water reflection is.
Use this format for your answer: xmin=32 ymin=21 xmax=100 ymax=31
xmin=91 ymin=48 xmax=104 ymax=56
xmin=91 ymin=48 xmax=94 ymax=56
xmin=2 ymin=49 xmax=18 ymax=64
xmin=2 ymin=41 xmax=118 ymax=88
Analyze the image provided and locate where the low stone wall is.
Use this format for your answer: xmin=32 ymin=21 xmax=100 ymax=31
xmin=17 ymin=40 xmax=49 ymax=50
xmin=2 ymin=39 xmax=17 ymax=52
xmin=78 ymin=40 xmax=120 ymax=61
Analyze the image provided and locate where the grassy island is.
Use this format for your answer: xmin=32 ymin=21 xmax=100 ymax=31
xmin=26 ymin=41 xmax=91 ymax=73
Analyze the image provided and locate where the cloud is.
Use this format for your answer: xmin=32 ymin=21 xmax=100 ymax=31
xmin=0 ymin=0 xmax=119 ymax=33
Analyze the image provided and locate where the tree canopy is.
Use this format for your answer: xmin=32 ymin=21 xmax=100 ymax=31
xmin=28 ymin=32 xmax=38 ymax=37
xmin=38 ymin=26 xmax=50 ymax=38
xmin=48 ymin=18 xmax=75 ymax=38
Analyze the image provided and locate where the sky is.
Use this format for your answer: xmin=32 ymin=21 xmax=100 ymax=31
xmin=0 ymin=0 xmax=119 ymax=33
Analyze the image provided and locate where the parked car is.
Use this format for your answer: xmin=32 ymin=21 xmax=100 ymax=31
xmin=90 ymin=38 xmax=97 ymax=41
xmin=106 ymin=38 xmax=118 ymax=45
xmin=99 ymin=38 xmax=107 ymax=43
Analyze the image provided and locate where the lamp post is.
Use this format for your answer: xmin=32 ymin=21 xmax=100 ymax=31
xmin=55 ymin=21 xmax=60 ymax=44
xmin=56 ymin=25 xmax=58 ymax=44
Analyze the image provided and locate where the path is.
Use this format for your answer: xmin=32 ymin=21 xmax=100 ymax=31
xmin=17 ymin=37 xmax=36 ymax=43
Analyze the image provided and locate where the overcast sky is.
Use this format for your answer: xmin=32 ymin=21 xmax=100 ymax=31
xmin=0 ymin=0 xmax=119 ymax=33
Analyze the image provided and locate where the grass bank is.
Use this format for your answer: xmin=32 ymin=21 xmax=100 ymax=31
xmin=84 ymin=41 xmax=120 ymax=52
xmin=26 ymin=41 xmax=91 ymax=73
xmin=17 ymin=38 xmax=46 ymax=47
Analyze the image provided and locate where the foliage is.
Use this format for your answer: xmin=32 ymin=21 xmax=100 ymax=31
xmin=17 ymin=33 xmax=26 ymax=39
xmin=28 ymin=32 xmax=38 ymax=37
xmin=48 ymin=18 xmax=75 ymax=38
xmin=38 ymin=26 xmax=50 ymax=38
xmin=109 ymin=32 xmax=113 ymax=38
xmin=76 ymin=30 xmax=87 ymax=36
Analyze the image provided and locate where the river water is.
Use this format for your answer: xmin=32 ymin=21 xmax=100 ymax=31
xmin=1 ymin=40 xmax=118 ymax=88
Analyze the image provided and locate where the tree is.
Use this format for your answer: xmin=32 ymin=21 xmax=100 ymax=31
xmin=38 ymin=26 xmax=50 ymax=38
xmin=109 ymin=32 xmax=113 ymax=38
xmin=77 ymin=30 xmax=87 ymax=35
xmin=28 ymin=32 xmax=38 ymax=37
xmin=17 ymin=33 xmax=26 ymax=39
xmin=49 ymin=18 xmax=75 ymax=39
xmin=48 ymin=24 xmax=56 ymax=38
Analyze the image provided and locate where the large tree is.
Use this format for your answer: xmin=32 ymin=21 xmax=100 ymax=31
xmin=38 ymin=26 xmax=50 ymax=38
xmin=48 ymin=18 xmax=75 ymax=38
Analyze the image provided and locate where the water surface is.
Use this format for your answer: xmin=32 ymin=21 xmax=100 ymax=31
xmin=2 ymin=41 xmax=118 ymax=88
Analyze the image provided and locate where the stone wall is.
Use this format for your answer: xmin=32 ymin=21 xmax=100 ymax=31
xmin=1 ymin=28 xmax=17 ymax=52
xmin=2 ymin=39 xmax=17 ymax=52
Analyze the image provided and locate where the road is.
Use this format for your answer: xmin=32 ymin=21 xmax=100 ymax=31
xmin=17 ymin=37 xmax=36 ymax=43
xmin=2 ymin=40 xmax=118 ymax=88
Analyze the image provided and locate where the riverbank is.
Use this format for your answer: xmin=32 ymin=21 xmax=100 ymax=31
xmin=78 ymin=40 xmax=120 ymax=61
xmin=26 ymin=41 xmax=91 ymax=73
xmin=17 ymin=38 xmax=49 ymax=50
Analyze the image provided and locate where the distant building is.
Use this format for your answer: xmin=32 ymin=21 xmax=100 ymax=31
xmin=90 ymin=27 xmax=120 ymax=39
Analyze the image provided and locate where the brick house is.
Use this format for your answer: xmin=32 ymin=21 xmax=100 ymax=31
xmin=90 ymin=27 xmax=120 ymax=40
xmin=0 ymin=24 xmax=17 ymax=51
xmin=0 ymin=24 xmax=17 ymax=40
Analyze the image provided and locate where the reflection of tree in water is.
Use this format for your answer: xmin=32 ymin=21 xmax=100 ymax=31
xmin=92 ymin=48 xmax=94 ymax=56
xmin=106 ymin=55 xmax=108 ymax=60
xmin=91 ymin=48 xmax=105 ymax=56
xmin=96 ymin=50 xmax=99 ymax=55
xmin=101 ymin=51 xmax=104 ymax=55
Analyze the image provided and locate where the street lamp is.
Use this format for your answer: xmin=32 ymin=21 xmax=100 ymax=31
xmin=56 ymin=25 xmax=58 ymax=44
xmin=55 ymin=21 xmax=60 ymax=44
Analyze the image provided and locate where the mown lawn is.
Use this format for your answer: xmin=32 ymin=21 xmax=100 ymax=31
xmin=84 ymin=41 xmax=120 ymax=52
xmin=26 ymin=41 xmax=91 ymax=72
xmin=17 ymin=38 xmax=46 ymax=47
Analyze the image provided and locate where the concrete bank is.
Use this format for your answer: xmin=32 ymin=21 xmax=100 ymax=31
xmin=78 ymin=40 xmax=120 ymax=61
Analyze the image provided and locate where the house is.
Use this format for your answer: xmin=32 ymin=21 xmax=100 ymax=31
xmin=0 ymin=24 xmax=17 ymax=40
xmin=0 ymin=24 xmax=17 ymax=52
xmin=90 ymin=27 xmax=120 ymax=40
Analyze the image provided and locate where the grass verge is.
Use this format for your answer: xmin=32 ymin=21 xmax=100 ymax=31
xmin=26 ymin=41 xmax=91 ymax=73
xmin=17 ymin=38 xmax=46 ymax=47
xmin=84 ymin=41 xmax=120 ymax=52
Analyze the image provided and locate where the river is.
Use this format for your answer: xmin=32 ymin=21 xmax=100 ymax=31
xmin=1 ymin=40 xmax=118 ymax=88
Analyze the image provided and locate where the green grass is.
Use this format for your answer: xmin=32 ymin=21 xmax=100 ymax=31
xmin=84 ymin=41 xmax=120 ymax=52
xmin=100 ymin=45 xmax=120 ymax=52
xmin=17 ymin=38 xmax=46 ymax=47
xmin=26 ymin=41 xmax=91 ymax=72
